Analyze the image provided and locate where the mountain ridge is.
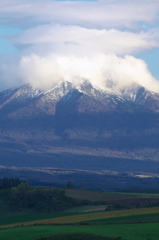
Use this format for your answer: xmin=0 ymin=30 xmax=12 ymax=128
xmin=0 ymin=80 xmax=156 ymax=116
xmin=0 ymin=80 xmax=159 ymax=168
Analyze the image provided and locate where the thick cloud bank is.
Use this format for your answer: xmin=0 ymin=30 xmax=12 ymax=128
xmin=15 ymin=54 xmax=159 ymax=93
xmin=0 ymin=0 xmax=159 ymax=92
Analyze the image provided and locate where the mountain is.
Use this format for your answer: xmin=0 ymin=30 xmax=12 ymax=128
xmin=1 ymin=80 xmax=159 ymax=181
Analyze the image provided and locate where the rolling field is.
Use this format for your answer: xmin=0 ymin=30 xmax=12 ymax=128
xmin=1 ymin=189 xmax=159 ymax=240
xmin=32 ymin=207 xmax=159 ymax=225
xmin=89 ymin=212 xmax=159 ymax=224
xmin=1 ymin=207 xmax=159 ymax=228
xmin=0 ymin=212 xmax=87 ymax=226
xmin=1 ymin=222 xmax=159 ymax=240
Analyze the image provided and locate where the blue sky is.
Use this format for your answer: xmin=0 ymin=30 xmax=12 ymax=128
xmin=0 ymin=0 xmax=159 ymax=91
xmin=0 ymin=26 xmax=21 ymax=53
xmin=137 ymin=49 xmax=159 ymax=78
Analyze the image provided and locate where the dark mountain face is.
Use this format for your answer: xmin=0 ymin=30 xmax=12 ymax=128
xmin=0 ymin=80 xmax=159 ymax=164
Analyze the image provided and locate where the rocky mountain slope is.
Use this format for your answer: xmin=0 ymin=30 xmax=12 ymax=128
xmin=0 ymin=80 xmax=159 ymax=164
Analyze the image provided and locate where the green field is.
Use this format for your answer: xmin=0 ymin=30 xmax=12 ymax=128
xmin=1 ymin=207 xmax=159 ymax=229
xmin=35 ymin=233 xmax=122 ymax=240
xmin=1 ymin=187 xmax=159 ymax=240
xmin=0 ymin=212 xmax=87 ymax=226
xmin=89 ymin=212 xmax=159 ymax=223
xmin=1 ymin=223 xmax=159 ymax=240
xmin=0 ymin=206 xmax=106 ymax=226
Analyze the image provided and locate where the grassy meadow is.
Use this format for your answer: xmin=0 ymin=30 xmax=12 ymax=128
xmin=1 ymin=222 xmax=159 ymax=240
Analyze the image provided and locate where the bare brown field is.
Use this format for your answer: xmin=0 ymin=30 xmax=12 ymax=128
xmin=65 ymin=189 xmax=136 ymax=201
xmin=65 ymin=188 xmax=159 ymax=207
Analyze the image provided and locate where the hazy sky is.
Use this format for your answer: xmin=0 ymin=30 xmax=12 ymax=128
xmin=0 ymin=0 xmax=159 ymax=92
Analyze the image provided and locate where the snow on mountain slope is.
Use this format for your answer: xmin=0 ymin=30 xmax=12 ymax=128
xmin=0 ymin=79 xmax=159 ymax=115
xmin=1 ymin=79 xmax=159 ymax=164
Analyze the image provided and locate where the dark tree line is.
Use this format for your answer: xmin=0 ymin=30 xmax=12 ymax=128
xmin=106 ymin=200 xmax=159 ymax=211
xmin=0 ymin=182 xmax=89 ymax=212
xmin=0 ymin=177 xmax=24 ymax=190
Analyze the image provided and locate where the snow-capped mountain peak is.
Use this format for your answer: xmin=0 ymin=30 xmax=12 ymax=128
xmin=1 ymin=79 xmax=159 ymax=114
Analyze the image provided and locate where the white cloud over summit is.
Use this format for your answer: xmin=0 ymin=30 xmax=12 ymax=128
xmin=16 ymin=54 xmax=159 ymax=93
xmin=0 ymin=0 xmax=159 ymax=92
